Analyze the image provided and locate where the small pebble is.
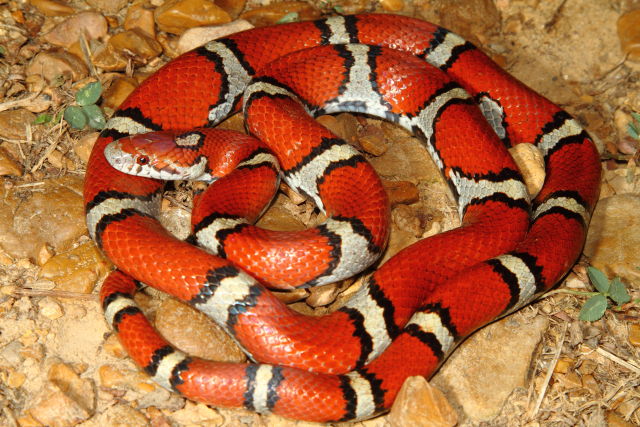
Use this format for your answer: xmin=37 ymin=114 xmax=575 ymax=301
xmin=38 ymin=297 xmax=64 ymax=320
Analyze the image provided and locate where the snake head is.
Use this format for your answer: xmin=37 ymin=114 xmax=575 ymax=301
xmin=104 ymin=132 xmax=209 ymax=181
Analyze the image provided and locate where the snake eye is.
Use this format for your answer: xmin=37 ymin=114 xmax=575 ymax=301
xmin=136 ymin=155 xmax=150 ymax=166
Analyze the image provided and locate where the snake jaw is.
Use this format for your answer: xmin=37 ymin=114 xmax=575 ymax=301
xmin=104 ymin=140 xmax=140 ymax=176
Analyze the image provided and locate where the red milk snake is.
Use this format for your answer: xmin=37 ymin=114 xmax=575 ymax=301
xmin=83 ymin=14 xmax=601 ymax=422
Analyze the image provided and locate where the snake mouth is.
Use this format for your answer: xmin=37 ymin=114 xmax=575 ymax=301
xmin=104 ymin=141 xmax=136 ymax=173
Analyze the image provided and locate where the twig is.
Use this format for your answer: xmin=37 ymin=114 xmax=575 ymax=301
xmin=0 ymin=92 xmax=40 ymax=113
xmin=530 ymin=322 xmax=568 ymax=417
xmin=30 ymin=120 xmax=67 ymax=173
xmin=13 ymin=288 xmax=98 ymax=301
xmin=596 ymin=347 xmax=640 ymax=374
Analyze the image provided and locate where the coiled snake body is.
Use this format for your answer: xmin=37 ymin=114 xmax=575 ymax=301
xmin=84 ymin=14 xmax=601 ymax=422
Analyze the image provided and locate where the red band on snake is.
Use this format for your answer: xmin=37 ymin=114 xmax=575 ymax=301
xmin=84 ymin=14 xmax=601 ymax=422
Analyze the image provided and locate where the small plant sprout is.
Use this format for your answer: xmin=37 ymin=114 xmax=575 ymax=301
xmin=578 ymin=267 xmax=631 ymax=321
xmin=627 ymin=112 xmax=640 ymax=140
xmin=63 ymin=81 xmax=106 ymax=130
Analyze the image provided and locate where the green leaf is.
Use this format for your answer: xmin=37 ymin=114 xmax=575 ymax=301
xmin=629 ymin=122 xmax=640 ymax=140
xmin=34 ymin=113 xmax=53 ymax=125
xmin=609 ymin=277 xmax=631 ymax=305
xmin=64 ymin=106 xmax=87 ymax=129
xmin=0 ymin=45 xmax=6 ymax=56
xmin=587 ymin=266 xmax=610 ymax=293
xmin=76 ymin=81 xmax=102 ymax=106
xmin=631 ymin=111 xmax=640 ymax=123
xmin=276 ymin=12 xmax=299 ymax=24
xmin=579 ymin=294 xmax=608 ymax=321
xmin=82 ymin=104 xmax=106 ymax=129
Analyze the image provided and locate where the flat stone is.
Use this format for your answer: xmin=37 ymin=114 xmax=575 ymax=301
xmin=30 ymin=0 xmax=75 ymax=16
xmin=618 ymin=9 xmax=640 ymax=62
xmin=108 ymin=28 xmax=163 ymax=62
xmin=214 ymin=0 xmax=245 ymax=19
xmin=39 ymin=241 xmax=112 ymax=293
xmin=509 ymin=143 xmax=545 ymax=198
xmin=584 ymin=194 xmax=640 ymax=286
xmin=155 ymin=298 xmax=246 ymax=363
xmin=177 ymin=20 xmax=254 ymax=54
xmin=124 ymin=3 xmax=156 ymax=38
xmin=102 ymin=77 xmax=138 ymax=112
xmin=154 ymin=0 xmax=231 ymax=34
xmin=0 ymin=147 xmax=23 ymax=176
xmin=387 ymin=376 xmax=458 ymax=427
xmin=239 ymin=1 xmax=321 ymax=27
xmin=0 ymin=109 xmax=36 ymax=140
xmin=432 ymin=314 xmax=548 ymax=421
xmin=0 ymin=176 xmax=86 ymax=261
xmin=84 ymin=0 xmax=128 ymax=14
xmin=42 ymin=11 xmax=108 ymax=48
xmin=26 ymin=50 xmax=88 ymax=83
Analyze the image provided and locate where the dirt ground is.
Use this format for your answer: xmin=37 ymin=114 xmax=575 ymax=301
xmin=0 ymin=0 xmax=639 ymax=426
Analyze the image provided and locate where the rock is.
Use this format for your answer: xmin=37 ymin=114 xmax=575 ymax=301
xmin=42 ymin=11 xmax=108 ymax=48
xmin=601 ymin=167 xmax=640 ymax=197
xmin=47 ymin=149 xmax=75 ymax=171
xmin=358 ymin=124 xmax=388 ymax=156
xmin=6 ymin=369 xmax=26 ymax=388
xmin=369 ymin=136 xmax=437 ymax=181
xmin=28 ymin=385 xmax=93 ymax=426
xmin=108 ymin=28 xmax=163 ymax=62
xmin=48 ymin=363 xmax=95 ymax=412
xmin=28 ymin=363 xmax=95 ymax=426
xmin=629 ymin=324 xmax=640 ymax=347
xmin=102 ymin=333 xmax=127 ymax=358
xmin=98 ymin=364 xmax=145 ymax=389
xmin=382 ymin=179 xmax=420 ymax=206
xmin=37 ymin=297 xmax=64 ymax=320
xmin=92 ymin=404 xmax=150 ymax=426
xmin=316 ymin=113 xmax=359 ymax=144
xmin=124 ymin=3 xmax=156 ymax=38
xmin=30 ymin=0 xmax=75 ymax=16
xmin=0 ymin=176 xmax=87 ymax=261
xmin=0 ymin=147 xmax=23 ymax=176
xmin=306 ymin=283 xmax=341 ymax=307
xmin=169 ymin=401 xmax=224 ymax=426
xmin=581 ymin=373 xmax=600 ymax=396
xmin=417 ymin=0 xmax=500 ymax=46
xmin=554 ymin=356 xmax=574 ymax=374
xmin=431 ymin=314 xmax=549 ymax=421
xmin=326 ymin=0 xmax=366 ymax=14
xmin=92 ymin=43 xmax=129 ymax=71
xmin=216 ymin=0 xmax=245 ymax=19
xmin=74 ymin=132 xmax=99 ymax=164
xmin=392 ymin=205 xmax=424 ymax=237
xmin=39 ymin=241 xmax=112 ymax=293
xmin=84 ymin=0 xmax=128 ymax=15
xmin=607 ymin=411 xmax=637 ymax=427
xmin=26 ymin=50 xmax=88 ymax=83
xmin=155 ymin=298 xmax=246 ymax=362
xmin=177 ymin=20 xmax=254 ymax=54
xmin=618 ymin=9 xmax=640 ymax=62
xmin=380 ymin=0 xmax=405 ymax=12
xmin=240 ymin=1 xmax=321 ymax=27
xmin=387 ymin=376 xmax=458 ymax=427
xmin=584 ymin=195 xmax=640 ymax=286
xmin=154 ymin=0 xmax=232 ymax=35
xmin=0 ymin=109 xmax=36 ymax=140
xmin=272 ymin=287 xmax=308 ymax=304
xmin=102 ymin=77 xmax=138 ymax=112
xmin=256 ymin=197 xmax=306 ymax=231
xmin=508 ymin=143 xmax=545 ymax=198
